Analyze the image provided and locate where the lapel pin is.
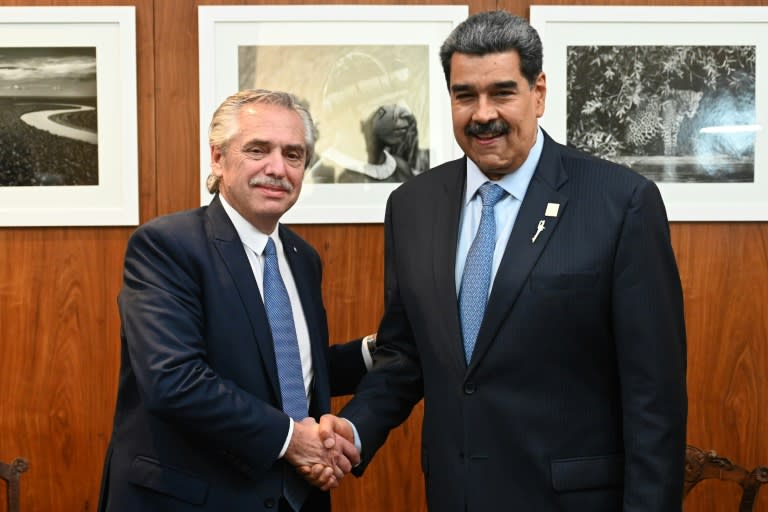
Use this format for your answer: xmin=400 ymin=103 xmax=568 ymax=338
xmin=293 ymin=246 xmax=298 ymax=253
xmin=545 ymin=202 xmax=560 ymax=217
xmin=532 ymin=220 xmax=546 ymax=243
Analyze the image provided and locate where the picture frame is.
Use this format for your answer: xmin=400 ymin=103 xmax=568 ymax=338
xmin=530 ymin=6 xmax=768 ymax=221
xmin=198 ymin=5 xmax=467 ymax=224
xmin=0 ymin=6 xmax=138 ymax=226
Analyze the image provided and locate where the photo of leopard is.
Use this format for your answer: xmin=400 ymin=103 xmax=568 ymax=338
xmin=566 ymin=45 xmax=755 ymax=183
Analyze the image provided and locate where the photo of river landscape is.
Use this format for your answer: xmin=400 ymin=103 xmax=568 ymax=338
xmin=0 ymin=47 xmax=98 ymax=187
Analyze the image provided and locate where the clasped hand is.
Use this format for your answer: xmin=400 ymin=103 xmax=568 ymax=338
xmin=284 ymin=414 xmax=358 ymax=490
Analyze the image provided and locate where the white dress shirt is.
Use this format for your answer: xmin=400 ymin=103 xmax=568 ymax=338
xmin=219 ymin=196 xmax=312 ymax=457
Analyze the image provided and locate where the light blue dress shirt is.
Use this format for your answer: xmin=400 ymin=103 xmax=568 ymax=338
xmin=455 ymin=127 xmax=545 ymax=296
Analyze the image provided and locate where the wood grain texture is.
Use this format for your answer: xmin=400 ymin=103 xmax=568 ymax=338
xmin=0 ymin=1 xmax=154 ymax=511
xmin=673 ymin=223 xmax=768 ymax=512
xmin=0 ymin=0 xmax=766 ymax=511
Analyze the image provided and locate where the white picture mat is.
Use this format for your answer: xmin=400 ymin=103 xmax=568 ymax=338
xmin=530 ymin=6 xmax=768 ymax=221
xmin=198 ymin=5 xmax=467 ymax=223
xmin=0 ymin=6 xmax=138 ymax=226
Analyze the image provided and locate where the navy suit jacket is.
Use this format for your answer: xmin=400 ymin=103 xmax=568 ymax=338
xmin=98 ymin=195 xmax=366 ymax=511
xmin=341 ymin=131 xmax=687 ymax=511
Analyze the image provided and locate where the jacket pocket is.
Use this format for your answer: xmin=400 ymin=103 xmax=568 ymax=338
xmin=551 ymin=453 xmax=624 ymax=492
xmin=128 ymin=455 xmax=209 ymax=505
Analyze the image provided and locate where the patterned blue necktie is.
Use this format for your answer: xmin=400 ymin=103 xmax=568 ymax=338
xmin=263 ymin=238 xmax=308 ymax=511
xmin=263 ymin=238 xmax=307 ymax=420
xmin=459 ymin=182 xmax=508 ymax=364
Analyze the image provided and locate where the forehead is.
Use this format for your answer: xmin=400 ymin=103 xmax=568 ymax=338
xmin=235 ymin=102 xmax=305 ymax=145
xmin=449 ymin=50 xmax=526 ymax=88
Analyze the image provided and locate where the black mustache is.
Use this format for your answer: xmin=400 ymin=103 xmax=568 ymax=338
xmin=465 ymin=120 xmax=510 ymax=137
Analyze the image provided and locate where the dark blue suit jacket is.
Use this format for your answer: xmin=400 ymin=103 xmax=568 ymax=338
xmin=98 ymin=196 xmax=366 ymax=511
xmin=342 ymin=131 xmax=687 ymax=511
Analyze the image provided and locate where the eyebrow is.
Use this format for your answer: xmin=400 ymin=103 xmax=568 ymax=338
xmin=242 ymin=139 xmax=305 ymax=154
xmin=450 ymin=80 xmax=520 ymax=94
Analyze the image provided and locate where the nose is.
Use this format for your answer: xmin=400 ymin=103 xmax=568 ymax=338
xmin=471 ymin=95 xmax=498 ymax=124
xmin=264 ymin=150 xmax=287 ymax=177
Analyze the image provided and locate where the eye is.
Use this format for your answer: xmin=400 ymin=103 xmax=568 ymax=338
xmin=453 ymin=92 xmax=475 ymax=102
xmin=247 ymin=146 xmax=266 ymax=158
xmin=285 ymin=150 xmax=304 ymax=165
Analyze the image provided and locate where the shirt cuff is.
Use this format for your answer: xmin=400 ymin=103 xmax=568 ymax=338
xmin=341 ymin=417 xmax=362 ymax=455
xmin=361 ymin=339 xmax=373 ymax=370
xmin=278 ymin=417 xmax=294 ymax=458
xmin=361 ymin=334 xmax=376 ymax=370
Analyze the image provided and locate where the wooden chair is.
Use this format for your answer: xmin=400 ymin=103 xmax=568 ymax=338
xmin=0 ymin=457 xmax=29 ymax=512
xmin=685 ymin=445 xmax=768 ymax=511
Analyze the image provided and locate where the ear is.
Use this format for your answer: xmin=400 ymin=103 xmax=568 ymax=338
xmin=210 ymin=145 xmax=224 ymax=175
xmin=534 ymin=72 xmax=547 ymax=118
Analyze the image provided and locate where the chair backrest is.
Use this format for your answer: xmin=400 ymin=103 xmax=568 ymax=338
xmin=0 ymin=457 xmax=29 ymax=512
xmin=685 ymin=445 xmax=768 ymax=511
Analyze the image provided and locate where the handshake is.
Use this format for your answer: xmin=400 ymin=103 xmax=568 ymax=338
xmin=284 ymin=414 xmax=359 ymax=490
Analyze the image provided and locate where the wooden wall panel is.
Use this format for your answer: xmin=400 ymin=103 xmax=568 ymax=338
xmin=0 ymin=1 xmax=155 ymax=511
xmin=0 ymin=0 xmax=766 ymax=511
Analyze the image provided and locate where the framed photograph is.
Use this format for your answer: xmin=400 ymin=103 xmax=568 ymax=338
xmin=0 ymin=6 xmax=138 ymax=226
xmin=198 ymin=5 xmax=467 ymax=223
xmin=530 ymin=6 xmax=768 ymax=221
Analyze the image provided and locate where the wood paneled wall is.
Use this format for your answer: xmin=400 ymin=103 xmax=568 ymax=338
xmin=0 ymin=0 xmax=765 ymax=511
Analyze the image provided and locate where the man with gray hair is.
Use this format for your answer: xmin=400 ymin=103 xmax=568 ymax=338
xmin=320 ymin=10 xmax=687 ymax=511
xmin=98 ymin=89 xmax=371 ymax=512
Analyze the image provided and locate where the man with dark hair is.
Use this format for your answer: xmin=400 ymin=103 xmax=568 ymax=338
xmin=320 ymin=11 xmax=687 ymax=511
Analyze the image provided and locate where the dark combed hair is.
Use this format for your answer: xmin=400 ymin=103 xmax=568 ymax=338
xmin=439 ymin=10 xmax=543 ymax=89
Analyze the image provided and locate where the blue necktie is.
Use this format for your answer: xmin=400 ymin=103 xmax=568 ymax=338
xmin=263 ymin=237 xmax=309 ymax=511
xmin=263 ymin=237 xmax=307 ymax=420
xmin=459 ymin=182 xmax=507 ymax=364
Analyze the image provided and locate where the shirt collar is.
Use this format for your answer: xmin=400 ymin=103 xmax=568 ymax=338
xmin=464 ymin=126 xmax=544 ymax=205
xmin=218 ymin=194 xmax=280 ymax=256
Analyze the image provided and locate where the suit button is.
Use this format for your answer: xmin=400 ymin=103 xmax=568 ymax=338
xmin=264 ymin=497 xmax=276 ymax=508
xmin=464 ymin=381 xmax=476 ymax=394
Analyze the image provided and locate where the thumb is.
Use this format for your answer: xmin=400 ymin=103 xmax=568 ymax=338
xmin=319 ymin=414 xmax=338 ymax=449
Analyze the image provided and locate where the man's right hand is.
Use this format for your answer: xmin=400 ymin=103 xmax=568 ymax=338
xmin=294 ymin=414 xmax=360 ymax=490
xmin=286 ymin=416 xmax=359 ymax=490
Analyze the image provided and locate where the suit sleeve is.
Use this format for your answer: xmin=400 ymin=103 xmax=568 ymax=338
xmin=339 ymin=194 xmax=425 ymax=470
xmin=328 ymin=338 xmax=367 ymax=396
xmin=119 ymin=222 xmax=289 ymax=480
xmin=612 ymin=179 xmax=687 ymax=511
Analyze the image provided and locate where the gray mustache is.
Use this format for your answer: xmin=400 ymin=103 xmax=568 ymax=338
xmin=465 ymin=120 xmax=510 ymax=137
xmin=248 ymin=176 xmax=294 ymax=192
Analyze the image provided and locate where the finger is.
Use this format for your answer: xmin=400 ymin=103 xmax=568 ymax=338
xmin=335 ymin=433 xmax=361 ymax=467
xmin=318 ymin=414 xmax=338 ymax=449
xmin=310 ymin=463 xmax=327 ymax=480
xmin=320 ymin=475 xmax=339 ymax=491
xmin=334 ymin=453 xmax=352 ymax=474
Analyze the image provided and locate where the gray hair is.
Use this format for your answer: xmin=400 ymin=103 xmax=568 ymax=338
xmin=206 ymin=89 xmax=318 ymax=194
xmin=439 ymin=10 xmax=543 ymax=90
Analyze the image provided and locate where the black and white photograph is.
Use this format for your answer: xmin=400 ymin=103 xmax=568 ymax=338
xmin=0 ymin=6 xmax=137 ymax=226
xmin=566 ymin=45 xmax=755 ymax=183
xmin=0 ymin=47 xmax=98 ymax=187
xmin=530 ymin=5 xmax=768 ymax=220
xmin=198 ymin=4 xmax=466 ymax=223
xmin=238 ymin=44 xmax=430 ymax=185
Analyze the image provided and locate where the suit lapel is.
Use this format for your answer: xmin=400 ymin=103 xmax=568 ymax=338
xmin=468 ymin=135 xmax=570 ymax=372
xmin=207 ymin=196 xmax=282 ymax=402
xmin=431 ymin=159 xmax=469 ymax=375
